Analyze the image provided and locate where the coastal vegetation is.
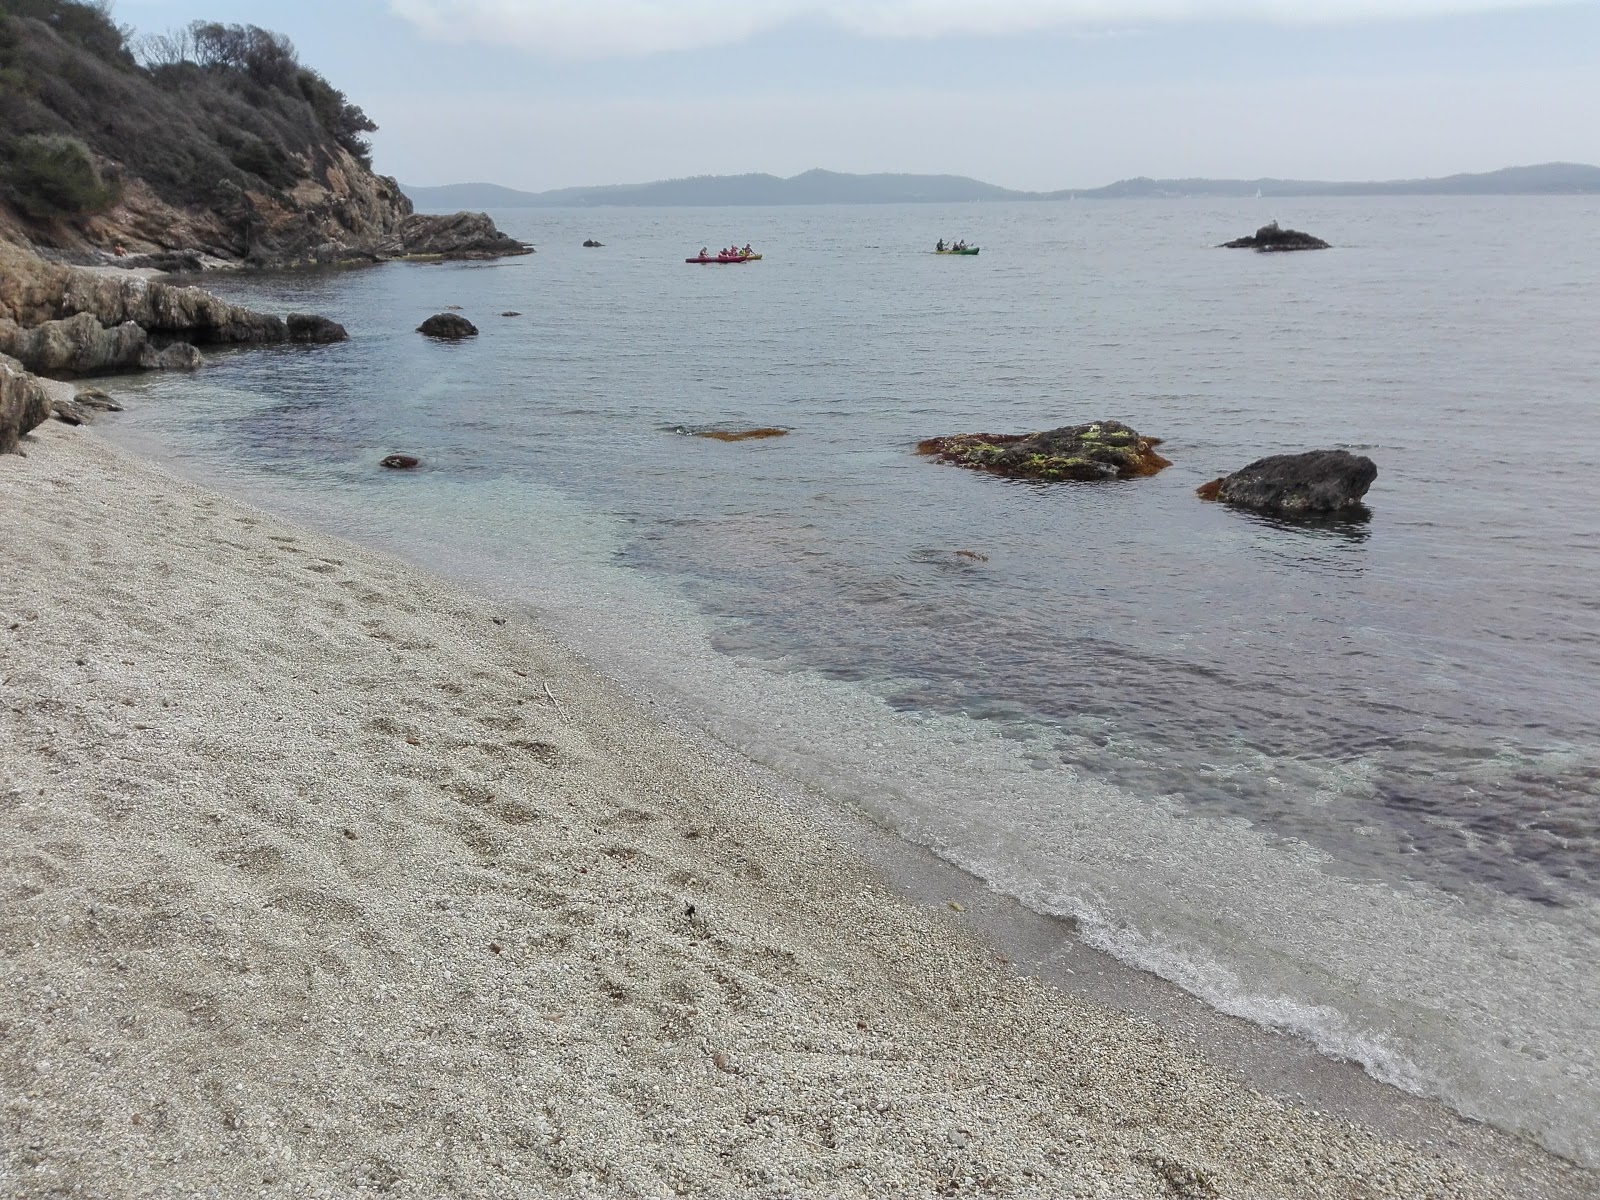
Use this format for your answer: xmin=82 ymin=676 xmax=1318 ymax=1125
xmin=2 ymin=132 xmax=120 ymax=218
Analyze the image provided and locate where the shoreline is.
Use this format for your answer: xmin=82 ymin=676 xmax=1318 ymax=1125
xmin=2 ymin=423 xmax=1591 ymax=1198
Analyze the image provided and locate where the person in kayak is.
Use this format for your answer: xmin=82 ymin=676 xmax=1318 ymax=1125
xmin=936 ymin=238 xmax=946 ymax=252
xmin=742 ymin=243 xmax=753 ymax=256
xmin=700 ymin=247 xmax=709 ymax=258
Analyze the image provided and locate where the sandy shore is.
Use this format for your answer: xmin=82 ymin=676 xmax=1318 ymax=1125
xmin=0 ymin=423 xmax=1584 ymax=1199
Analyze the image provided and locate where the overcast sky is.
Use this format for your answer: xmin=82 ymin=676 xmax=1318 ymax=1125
xmin=114 ymin=0 xmax=1600 ymax=191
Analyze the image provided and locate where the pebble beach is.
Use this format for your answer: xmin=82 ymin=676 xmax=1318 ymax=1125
xmin=1 ymin=422 xmax=1590 ymax=1199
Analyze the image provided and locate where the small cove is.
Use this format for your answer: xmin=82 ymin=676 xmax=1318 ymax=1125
xmin=104 ymin=195 xmax=1600 ymax=1167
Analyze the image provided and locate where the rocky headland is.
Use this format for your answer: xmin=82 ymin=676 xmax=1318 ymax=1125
xmin=0 ymin=4 xmax=532 ymax=453
xmin=0 ymin=5 xmax=528 ymax=267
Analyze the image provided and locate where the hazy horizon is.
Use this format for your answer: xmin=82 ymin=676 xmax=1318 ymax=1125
xmin=113 ymin=0 xmax=1600 ymax=193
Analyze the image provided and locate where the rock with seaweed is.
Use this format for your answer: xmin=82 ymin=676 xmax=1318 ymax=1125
xmin=1197 ymin=449 xmax=1377 ymax=514
xmin=918 ymin=420 xmax=1171 ymax=482
xmin=1221 ymin=221 xmax=1330 ymax=251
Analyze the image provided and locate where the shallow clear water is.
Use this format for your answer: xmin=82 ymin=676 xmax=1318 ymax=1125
xmin=107 ymin=197 xmax=1600 ymax=1164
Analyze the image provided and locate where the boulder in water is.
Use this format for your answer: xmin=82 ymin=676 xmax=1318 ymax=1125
xmin=286 ymin=314 xmax=349 ymax=343
xmin=1221 ymin=221 xmax=1330 ymax=251
xmin=1197 ymin=449 xmax=1376 ymax=514
xmin=417 ymin=313 xmax=478 ymax=340
xmin=918 ymin=420 xmax=1171 ymax=482
xmin=582 ymin=239 xmax=604 ymax=248
xmin=381 ymin=454 xmax=422 ymax=470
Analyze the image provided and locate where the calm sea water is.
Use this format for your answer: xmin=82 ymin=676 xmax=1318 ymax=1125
xmin=107 ymin=198 xmax=1600 ymax=1164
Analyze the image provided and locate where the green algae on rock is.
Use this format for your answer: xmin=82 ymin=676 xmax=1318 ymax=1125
xmin=918 ymin=421 xmax=1171 ymax=482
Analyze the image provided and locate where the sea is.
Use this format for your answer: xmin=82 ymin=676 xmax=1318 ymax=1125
xmin=103 ymin=197 xmax=1600 ymax=1167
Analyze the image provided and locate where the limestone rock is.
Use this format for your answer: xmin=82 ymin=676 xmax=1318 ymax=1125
xmin=0 ymin=314 xmax=149 ymax=375
xmin=1197 ymin=450 xmax=1377 ymax=514
xmin=1221 ymin=221 xmax=1330 ymax=251
xmin=0 ymin=352 xmax=51 ymax=453
xmin=139 ymin=343 xmax=203 ymax=371
xmin=919 ymin=420 xmax=1171 ymax=482
xmin=417 ymin=314 xmax=478 ymax=340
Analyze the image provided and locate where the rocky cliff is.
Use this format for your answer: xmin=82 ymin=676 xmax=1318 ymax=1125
xmin=0 ymin=3 xmax=527 ymax=266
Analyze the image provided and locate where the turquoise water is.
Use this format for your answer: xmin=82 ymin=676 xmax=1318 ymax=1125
xmin=107 ymin=197 xmax=1600 ymax=1164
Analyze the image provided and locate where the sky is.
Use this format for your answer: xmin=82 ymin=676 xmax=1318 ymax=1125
xmin=111 ymin=0 xmax=1600 ymax=191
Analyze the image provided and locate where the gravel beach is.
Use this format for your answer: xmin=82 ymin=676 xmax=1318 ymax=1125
xmin=0 ymin=424 xmax=1583 ymax=1199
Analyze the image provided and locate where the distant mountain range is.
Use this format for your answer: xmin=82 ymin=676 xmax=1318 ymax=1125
xmin=404 ymin=163 xmax=1600 ymax=209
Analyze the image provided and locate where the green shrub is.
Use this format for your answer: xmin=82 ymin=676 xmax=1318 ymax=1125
xmin=3 ymin=132 xmax=120 ymax=217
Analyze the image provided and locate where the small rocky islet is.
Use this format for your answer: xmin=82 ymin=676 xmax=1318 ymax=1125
xmin=917 ymin=420 xmax=1172 ymax=482
xmin=1221 ymin=221 xmax=1331 ymax=251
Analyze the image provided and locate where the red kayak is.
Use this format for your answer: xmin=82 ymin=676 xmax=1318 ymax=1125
xmin=685 ymin=253 xmax=763 ymax=264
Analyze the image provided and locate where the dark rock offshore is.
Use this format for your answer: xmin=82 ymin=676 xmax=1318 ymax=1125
xmin=417 ymin=314 xmax=479 ymax=340
xmin=1197 ymin=449 xmax=1377 ymax=514
xmin=286 ymin=315 xmax=350 ymax=344
xmin=1221 ymin=221 xmax=1331 ymax=251
xmin=380 ymin=454 xmax=421 ymax=470
xmin=918 ymin=420 xmax=1171 ymax=482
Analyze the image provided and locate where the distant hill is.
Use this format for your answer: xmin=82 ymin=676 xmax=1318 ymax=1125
xmin=407 ymin=169 xmax=1033 ymax=209
xmin=1063 ymin=163 xmax=1600 ymax=199
xmin=405 ymin=163 xmax=1600 ymax=209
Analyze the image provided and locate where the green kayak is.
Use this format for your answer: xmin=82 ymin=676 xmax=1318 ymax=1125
xmin=935 ymin=247 xmax=980 ymax=255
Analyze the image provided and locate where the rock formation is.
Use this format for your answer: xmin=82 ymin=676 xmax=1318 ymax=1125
xmin=918 ymin=420 xmax=1171 ymax=482
xmin=1221 ymin=221 xmax=1331 ymax=251
xmin=0 ymin=352 xmax=52 ymax=454
xmin=417 ymin=314 xmax=479 ymax=340
xmin=0 ymin=246 xmax=346 ymax=377
xmin=0 ymin=8 xmax=529 ymax=268
xmin=583 ymin=239 xmax=604 ymax=248
xmin=380 ymin=454 xmax=421 ymax=470
xmin=1197 ymin=450 xmax=1377 ymax=514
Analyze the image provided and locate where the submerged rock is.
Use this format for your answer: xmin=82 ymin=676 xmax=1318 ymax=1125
xmin=286 ymin=314 xmax=349 ymax=344
xmin=1198 ymin=449 xmax=1377 ymax=514
xmin=1221 ymin=221 xmax=1330 ymax=251
xmin=417 ymin=314 xmax=478 ymax=340
xmin=381 ymin=454 xmax=422 ymax=470
xmin=583 ymin=239 xmax=604 ymax=248
xmin=918 ymin=420 xmax=1171 ymax=482
xmin=691 ymin=427 xmax=789 ymax=442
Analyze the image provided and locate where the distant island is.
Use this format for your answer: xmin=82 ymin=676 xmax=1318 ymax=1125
xmin=404 ymin=163 xmax=1600 ymax=209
